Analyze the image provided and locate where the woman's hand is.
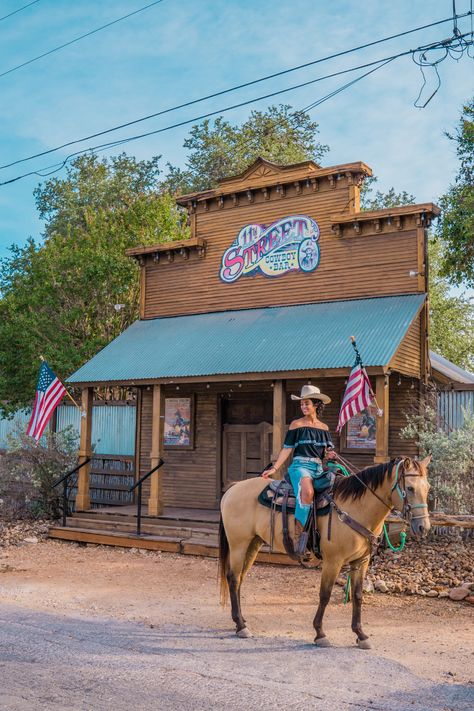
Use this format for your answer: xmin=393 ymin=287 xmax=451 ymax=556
xmin=262 ymin=465 xmax=276 ymax=479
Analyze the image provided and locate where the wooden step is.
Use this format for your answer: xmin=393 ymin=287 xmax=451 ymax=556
xmin=65 ymin=517 xmax=218 ymax=540
xmin=70 ymin=511 xmax=220 ymax=530
xmin=48 ymin=526 xmax=299 ymax=566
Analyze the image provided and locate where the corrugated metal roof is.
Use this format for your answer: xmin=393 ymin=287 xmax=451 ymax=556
xmin=430 ymin=351 xmax=474 ymax=384
xmin=68 ymin=294 xmax=425 ymax=384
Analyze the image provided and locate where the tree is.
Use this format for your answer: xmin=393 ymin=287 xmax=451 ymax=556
xmin=437 ymin=98 xmax=474 ymax=286
xmin=360 ymin=176 xmax=416 ymax=210
xmin=163 ymin=105 xmax=329 ymax=194
xmin=0 ymin=154 xmax=188 ymax=413
xmin=428 ymin=239 xmax=474 ymax=371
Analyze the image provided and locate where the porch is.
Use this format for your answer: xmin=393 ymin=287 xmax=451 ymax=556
xmin=48 ymin=504 xmax=299 ymax=564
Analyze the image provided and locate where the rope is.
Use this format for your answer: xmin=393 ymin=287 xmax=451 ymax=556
xmin=383 ymin=524 xmax=406 ymax=551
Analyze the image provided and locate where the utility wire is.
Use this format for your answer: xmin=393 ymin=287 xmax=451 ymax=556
xmin=0 ymin=55 xmax=412 ymax=185
xmin=0 ymin=0 xmax=165 ymax=80
xmin=1 ymin=29 xmax=473 ymax=186
xmin=1 ymin=10 xmax=472 ymax=171
xmin=1 ymin=60 xmax=396 ymax=184
xmin=301 ymin=57 xmax=396 ymax=112
xmin=0 ymin=0 xmax=40 ymax=23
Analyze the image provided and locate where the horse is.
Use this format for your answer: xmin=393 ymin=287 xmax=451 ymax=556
xmin=218 ymin=456 xmax=431 ymax=648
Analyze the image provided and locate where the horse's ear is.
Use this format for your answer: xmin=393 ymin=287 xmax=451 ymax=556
xmin=419 ymin=454 xmax=432 ymax=470
xmin=403 ymin=457 xmax=412 ymax=470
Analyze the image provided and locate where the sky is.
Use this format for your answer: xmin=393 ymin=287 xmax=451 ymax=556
xmin=0 ymin=0 xmax=473 ymax=264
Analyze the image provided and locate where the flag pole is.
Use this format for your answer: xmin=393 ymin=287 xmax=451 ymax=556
xmin=39 ymin=355 xmax=82 ymax=411
xmin=349 ymin=336 xmax=384 ymax=415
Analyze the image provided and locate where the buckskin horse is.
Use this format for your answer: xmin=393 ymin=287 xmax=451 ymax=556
xmin=219 ymin=456 xmax=431 ymax=648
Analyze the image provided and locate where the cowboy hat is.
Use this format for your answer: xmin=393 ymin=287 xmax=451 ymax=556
xmin=291 ymin=384 xmax=331 ymax=404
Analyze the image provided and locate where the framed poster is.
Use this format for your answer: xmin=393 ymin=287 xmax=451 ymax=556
xmin=340 ymin=404 xmax=377 ymax=453
xmin=163 ymin=395 xmax=195 ymax=449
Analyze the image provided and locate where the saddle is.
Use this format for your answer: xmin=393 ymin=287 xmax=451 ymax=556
xmin=258 ymin=467 xmax=341 ymax=562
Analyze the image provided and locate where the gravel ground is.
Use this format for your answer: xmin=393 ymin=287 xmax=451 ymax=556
xmin=0 ymin=535 xmax=473 ymax=691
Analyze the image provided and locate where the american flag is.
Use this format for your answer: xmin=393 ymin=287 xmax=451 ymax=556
xmin=336 ymin=362 xmax=374 ymax=433
xmin=26 ymin=362 xmax=66 ymax=442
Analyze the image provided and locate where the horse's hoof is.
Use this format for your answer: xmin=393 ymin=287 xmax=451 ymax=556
xmin=236 ymin=627 xmax=252 ymax=638
xmin=356 ymin=638 xmax=371 ymax=650
xmin=314 ymin=636 xmax=331 ymax=647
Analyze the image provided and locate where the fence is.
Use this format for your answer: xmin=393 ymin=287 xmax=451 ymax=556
xmin=437 ymin=390 xmax=474 ymax=432
xmin=0 ymin=403 xmax=137 ymax=509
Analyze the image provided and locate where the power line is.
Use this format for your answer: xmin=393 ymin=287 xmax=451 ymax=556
xmin=0 ymin=1 xmax=40 ymax=23
xmin=0 ymin=0 xmax=165 ymax=80
xmin=301 ymin=57 xmax=396 ymax=112
xmin=1 ymin=29 xmax=473 ymax=187
xmin=1 ymin=11 xmax=472 ymax=171
xmin=2 ymin=60 xmax=397 ymax=185
xmin=0 ymin=55 xmax=413 ymax=185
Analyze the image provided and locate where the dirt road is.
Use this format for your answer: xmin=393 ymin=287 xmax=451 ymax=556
xmin=0 ymin=540 xmax=473 ymax=710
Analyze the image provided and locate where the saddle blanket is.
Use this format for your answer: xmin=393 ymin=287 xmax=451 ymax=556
xmin=258 ymin=479 xmax=331 ymax=517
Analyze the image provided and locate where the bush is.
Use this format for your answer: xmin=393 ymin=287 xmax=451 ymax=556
xmin=0 ymin=425 xmax=78 ymax=520
xmin=401 ymin=405 xmax=474 ymax=514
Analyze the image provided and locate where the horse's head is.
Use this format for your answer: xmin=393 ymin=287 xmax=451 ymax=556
xmin=391 ymin=456 xmax=431 ymax=538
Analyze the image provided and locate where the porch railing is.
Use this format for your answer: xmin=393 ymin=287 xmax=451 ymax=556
xmin=129 ymin=459 xmax=164 ymax=536
xmin=51 ymin=458 xmax=91 ymax=527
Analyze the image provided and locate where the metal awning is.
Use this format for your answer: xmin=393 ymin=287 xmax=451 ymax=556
xmin=68 ymin=294 xmax=425 ymax=384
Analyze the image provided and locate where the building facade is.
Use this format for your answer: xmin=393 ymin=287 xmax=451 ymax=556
xmin=68 ymin=157 xmax=440 ymax=515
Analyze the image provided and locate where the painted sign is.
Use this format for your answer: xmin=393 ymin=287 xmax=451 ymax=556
xmin=220 ymin=215 xmax=320 ymax=283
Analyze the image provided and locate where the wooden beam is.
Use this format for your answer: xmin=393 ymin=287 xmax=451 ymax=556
xmin=374 ymin=375 xmax=389 ymax=464
xmin=148 ymin=384 xmax=164 ymax=516
xmin=69 ymin=365 xmax=387 ymax=388
xmin=272 ymin=380 xmax=286 ymax=461
xmin=75 ymin=387 xmax=93 ymax=511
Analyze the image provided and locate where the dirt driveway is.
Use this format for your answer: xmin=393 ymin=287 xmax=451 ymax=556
xmin=1 ymin=539 xmax=473 ymax=689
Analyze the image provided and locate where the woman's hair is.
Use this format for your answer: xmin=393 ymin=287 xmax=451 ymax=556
xmin=310 ymin=399 xmax=325 ymax=417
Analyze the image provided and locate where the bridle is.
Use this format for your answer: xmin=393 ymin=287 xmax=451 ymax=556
xmin=390 ymin=459 xmax=430 ymax=527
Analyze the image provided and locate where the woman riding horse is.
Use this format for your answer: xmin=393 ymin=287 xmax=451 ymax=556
xmin=262 ymin=384 xmax=336 ymax=556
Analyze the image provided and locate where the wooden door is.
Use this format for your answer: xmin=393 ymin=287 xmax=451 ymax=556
xmin=222 ymin=422 xmax=272 ymax=486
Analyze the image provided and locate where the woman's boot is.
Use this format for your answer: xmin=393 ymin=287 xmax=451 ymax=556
xmin=294 ymin=520 xmax=309 ymax=557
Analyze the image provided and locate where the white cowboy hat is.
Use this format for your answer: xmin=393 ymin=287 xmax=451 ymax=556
xmin=290 ymin=384 xmax=331 ymax=404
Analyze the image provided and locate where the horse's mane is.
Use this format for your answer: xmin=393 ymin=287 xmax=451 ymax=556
xmin=333 ymin=460 xmax=397 ymax=502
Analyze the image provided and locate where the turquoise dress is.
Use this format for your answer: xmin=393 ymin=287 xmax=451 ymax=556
xmin=283 ymin=426 xmax=334 ymax=526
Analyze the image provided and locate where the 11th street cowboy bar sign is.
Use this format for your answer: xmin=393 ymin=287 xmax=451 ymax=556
xmin=219 ymin=215 xmax=320 ymax=283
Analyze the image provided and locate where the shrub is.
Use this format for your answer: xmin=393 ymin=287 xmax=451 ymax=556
xmin=401 ymin=405 xmax=474 ymax=514
xmin=0 ymin=425 xmax=78 ymax=520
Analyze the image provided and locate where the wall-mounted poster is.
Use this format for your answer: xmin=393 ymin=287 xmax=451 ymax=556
xmin=163 ymin=396 xmax=195 ymax=449
xmin=340 ymin=405 xmax=377 ymax=453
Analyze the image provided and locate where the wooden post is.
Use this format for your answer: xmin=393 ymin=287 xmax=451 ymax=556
xmin=374 ymin=375 xmax=390 ymax=464
xmin=272 ymin=380 xmax=286 ymax=462
xmin=75 ymin=387 xmax=93 ymax=511
xmin=148 ymin=384 xmax=164 ymax=516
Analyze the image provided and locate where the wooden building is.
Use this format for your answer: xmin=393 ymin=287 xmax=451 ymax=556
xmin=65 ymin=157 xmax=440 ymax=526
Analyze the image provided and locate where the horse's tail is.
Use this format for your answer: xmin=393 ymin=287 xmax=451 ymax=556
xmin=218 ymin=515 xmax=229 ymax=606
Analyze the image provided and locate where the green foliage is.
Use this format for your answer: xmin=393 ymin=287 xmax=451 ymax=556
xmin=360 ymin=175 xmax=416 ymax=210
xmin=437 ymin=98 xmax=474 ymax=285
xmin=428 ymin=239 xmax=474 ymax=371
xmin=0 ymin=425 xmax=78 ymax=519
xmin=401 ymin=405 xmax=474 ymax=514
xmin=163 ymin=105 xmax=329 ymax=193
xmin=0 ymin=154 xmax=189 ymax=413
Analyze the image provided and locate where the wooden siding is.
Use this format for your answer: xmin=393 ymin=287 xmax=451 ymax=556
xmin=389 ymin=311 xmax=422 ymax=377
xmin=389 ymin=376 xmax=419 ymax=458
xmin=143 ymin=182 xmax=423 ymax=319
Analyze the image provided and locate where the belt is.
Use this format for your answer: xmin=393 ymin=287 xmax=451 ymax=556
xmin=293 ymin=456 xmax=322 ymax=464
